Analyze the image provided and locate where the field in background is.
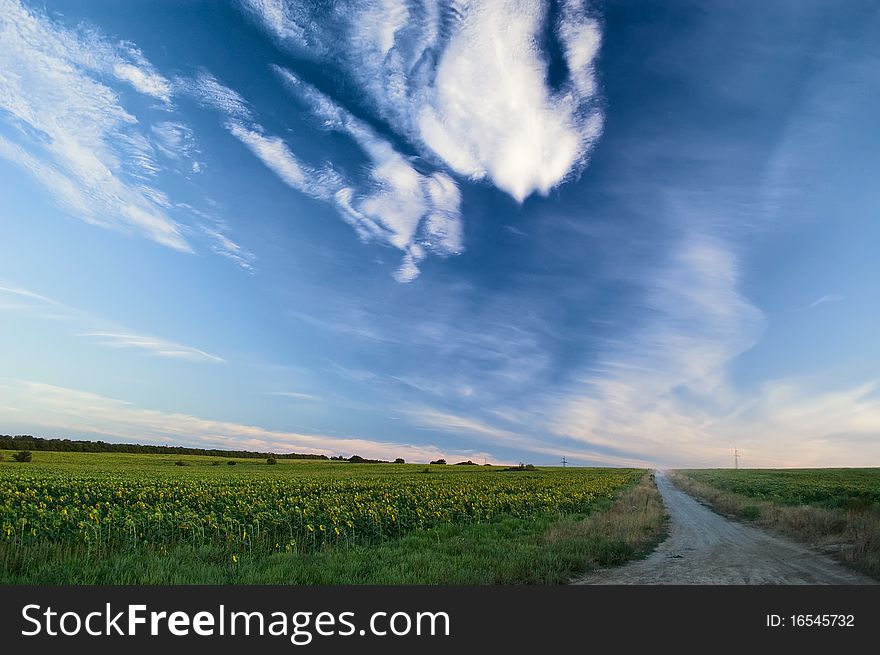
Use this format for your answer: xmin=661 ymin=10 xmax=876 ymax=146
xmin=0 ymin=451 xmax=666 ymax=584
xmin=671 ymin=468 xmax=880 ymax=579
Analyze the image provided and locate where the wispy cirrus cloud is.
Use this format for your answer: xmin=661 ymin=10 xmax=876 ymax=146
xmin=191 ymin=68 xmax=462 ymax=282
xmin=225 ymin=122 xmax=338 ymax=201
xmin=111 ymin=56 xmax=173 ymax=105
xmin=176 ymin=202 xmax=258 ymax=273
xmin=150 ymin=121 xmax=202 ymax=173
xmin=0 ymin=0 xmax=189 ymax=251
xmin=0 ymin=379 xmax=491 ymax=463
xmin=180 ymin=71 xmax=254 ymax=122
xmin=0 ymin=2 xmax=255 ymax=270
xmin=274 ymin=67 xmax=463 ymax=281
xmin=805 ymin=294 xmax=845 ymax=310
xmin=0 ymin=284 xmax=223 ymax=364
xmin=264 ymin=390 xmax=320 ymax=401
xmin=200 ymin=222 xmax=257 ymax=272
xmin=76 ymin=332 xmax=225 ymax=363
xmin=546 ymin=233 xmax=766 ymax=466
xmin=240 ymin=0 xmax=605 ymax=202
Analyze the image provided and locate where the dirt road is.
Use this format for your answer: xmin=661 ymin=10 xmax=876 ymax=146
xmin=575 ymin=471 xmax=876 ymax=584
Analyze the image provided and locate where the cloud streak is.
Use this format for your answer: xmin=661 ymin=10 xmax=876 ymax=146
xmin=0 ymin=284 xmax=224 ymax=364
xmin=265 ymin=390 xmax=321 ymax=401
xmin=805 ymin=294 xmax=845 ymax=310
xmin=76 ymin=332 xmax=225 ymax=363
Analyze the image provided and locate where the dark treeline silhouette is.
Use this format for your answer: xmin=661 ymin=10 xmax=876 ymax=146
xmin=329 ymin=454 xmax=389 ymax=464
xmin=0 ymin=434 xmax=328 ymax=460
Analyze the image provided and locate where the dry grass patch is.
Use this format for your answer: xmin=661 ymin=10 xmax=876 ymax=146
xmin=550 ymin=473 xmax=668 ymax=575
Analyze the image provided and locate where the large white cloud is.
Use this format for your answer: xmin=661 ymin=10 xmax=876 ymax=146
xmin=241 ymin=0 xmax=604 ymax=202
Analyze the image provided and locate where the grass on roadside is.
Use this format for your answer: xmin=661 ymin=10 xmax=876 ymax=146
xmin=670 ymin=470 xmax=880 ymax=580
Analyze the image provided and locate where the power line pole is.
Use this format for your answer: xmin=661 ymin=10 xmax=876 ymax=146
xmin=561 ymin=456 xmax=567 ymax=468
xmin=734 ymin=447 xmax=739 ymax=470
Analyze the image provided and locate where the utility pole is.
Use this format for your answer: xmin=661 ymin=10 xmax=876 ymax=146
xmin=734 ymin=447 xmax=739 ymax=470
xmin=561 ymin=456 xmax=567 ymax=468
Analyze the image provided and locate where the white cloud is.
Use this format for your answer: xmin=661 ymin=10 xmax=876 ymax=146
xmin=240 ymin=0 xmax=314 ymax=51
xmin=112 ymin=60 xmax=173 ymax=104
xmin=243 ymin=0 xmax=604 ymax=202
xmin=76 ymin=332 xmax=224 ymax=363
xmin=0 ymin=379 xmax=490 ymax=463
xmin=0 ymin=0 xmax=190 ymax=251
xmin=173 ymin=201 xmax=258 ymax=273
xmin=417 ymin=0 xmax=603 ymax=201
xmin=151 ymin=121 xmax=198 ymax=162
xmin=265 ymin=390 xmax=320 ymax=401
xmin=805 ymin=294 xmax=845 ymax=310
xmin=558 ymin=0 xmax=602 ymax=97
xmin=393 ymin=251 xmax=422 ymax=283
xmin=0 ymin=284 xmax=224 ymax=364
xmin=0 ymin=283 xmax=67 ymax=312
xmin=227 ymin=123 xmax=312 ymax=193
xmin=183 ymin=71 xmax=253 ymax=121
xmin=200 ymin=224 xmax=257 ymax=272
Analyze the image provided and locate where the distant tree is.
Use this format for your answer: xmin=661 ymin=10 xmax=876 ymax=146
xmin=348 ymin=455 xmax=366 ymax=463
xmin=502 ymin=463 xmax=537 ymax=472
xmin=430 ymin=459 xmax=447 ymax=465
xmin=266 ymin=457 xmax=277 ymax=465
xmin=394 ymin=458 xmax=405 ymax=464
xmin=12 ymin=450 xmax=32 ymax=463
xmin=454 ymin=460 xmax=477 ymax=466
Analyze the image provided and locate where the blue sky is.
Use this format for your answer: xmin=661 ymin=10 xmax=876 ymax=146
xmin=1 ymin=0 xmax=878 ymax=467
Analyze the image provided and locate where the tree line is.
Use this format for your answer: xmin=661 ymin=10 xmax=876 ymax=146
xmin=0 ymin=435 xmax=328 ymax=460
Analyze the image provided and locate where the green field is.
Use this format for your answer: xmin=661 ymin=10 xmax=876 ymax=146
xmin=680 ymin=468 xmax=880 ymax=509
xmin=0 ymin=451 xmax=663 ymax=584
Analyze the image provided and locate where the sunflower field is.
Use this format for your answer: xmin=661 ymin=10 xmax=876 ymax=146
xmin=0 ymin=452 xmax=641 ymax=557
